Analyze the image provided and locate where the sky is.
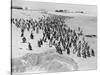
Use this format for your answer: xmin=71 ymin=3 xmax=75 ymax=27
xmin=12 ymin=0 xmax=97 ymax=16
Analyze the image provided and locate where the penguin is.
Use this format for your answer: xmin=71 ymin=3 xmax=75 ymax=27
xmin=55 ymin=46 xmax=63 ymax=55
xmin=37 ymin=41 xmax=41 ymax=47
xmin=28 ymin=42 xmax=32 ymax=50
xmin=87 ymin=50 xmax=91 ymax=57
xmin=67 ymin=47 xmax=70 ymax=55
xmin=82 ymin=50 xmax=87 ymax=58
xmin=21 ymin=29 xmax=24 ymax=37
xmin=30 ymin=32 xmax=34 ymax=39
xmin=22 ymin=37 xmax=26 ymax=43
xmin=91 ymin=49 xmax=95 ymax=56
xmin=21 ymin=32 xmax=24 ymax=37
xmin=77 ymin=51 xmax=81 ymax=57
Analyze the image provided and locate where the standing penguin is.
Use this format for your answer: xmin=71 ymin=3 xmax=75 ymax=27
xmin=22 ymin=37 xmax=26 ymax=43
xmin=86 ymin=46 xmax=91 ymax=57
xmin=28 ymin=42 xmax=32 ymax=50
xmin=77 ymin=51 xmax=81 ymax=57
xmin=55 ymin=45 xmax=63 ymax=55
xmin=82 ymin=50 xmax=87 ymax=58
xmin=66 ymin=47 xmax=70 ymax=55
xmin=91 ymin=49 xmax=95 ymax=56
xmin=30 ymin=32 xmax=34 ymax=39
xmin=21 ymin=29 xmax=24 ymax=37
xmin=21 ymin=32 xmax=24 ymax=37
xmin=37 ymin=40 xmax=41 ymax=47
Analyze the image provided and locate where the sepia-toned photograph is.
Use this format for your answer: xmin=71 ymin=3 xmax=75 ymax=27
xmin=11 ymin=0 xmax=97 ymax=74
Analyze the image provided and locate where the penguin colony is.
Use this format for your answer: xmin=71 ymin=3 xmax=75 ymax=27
xmin=11 ymin=15 xmax=95 ymax=58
